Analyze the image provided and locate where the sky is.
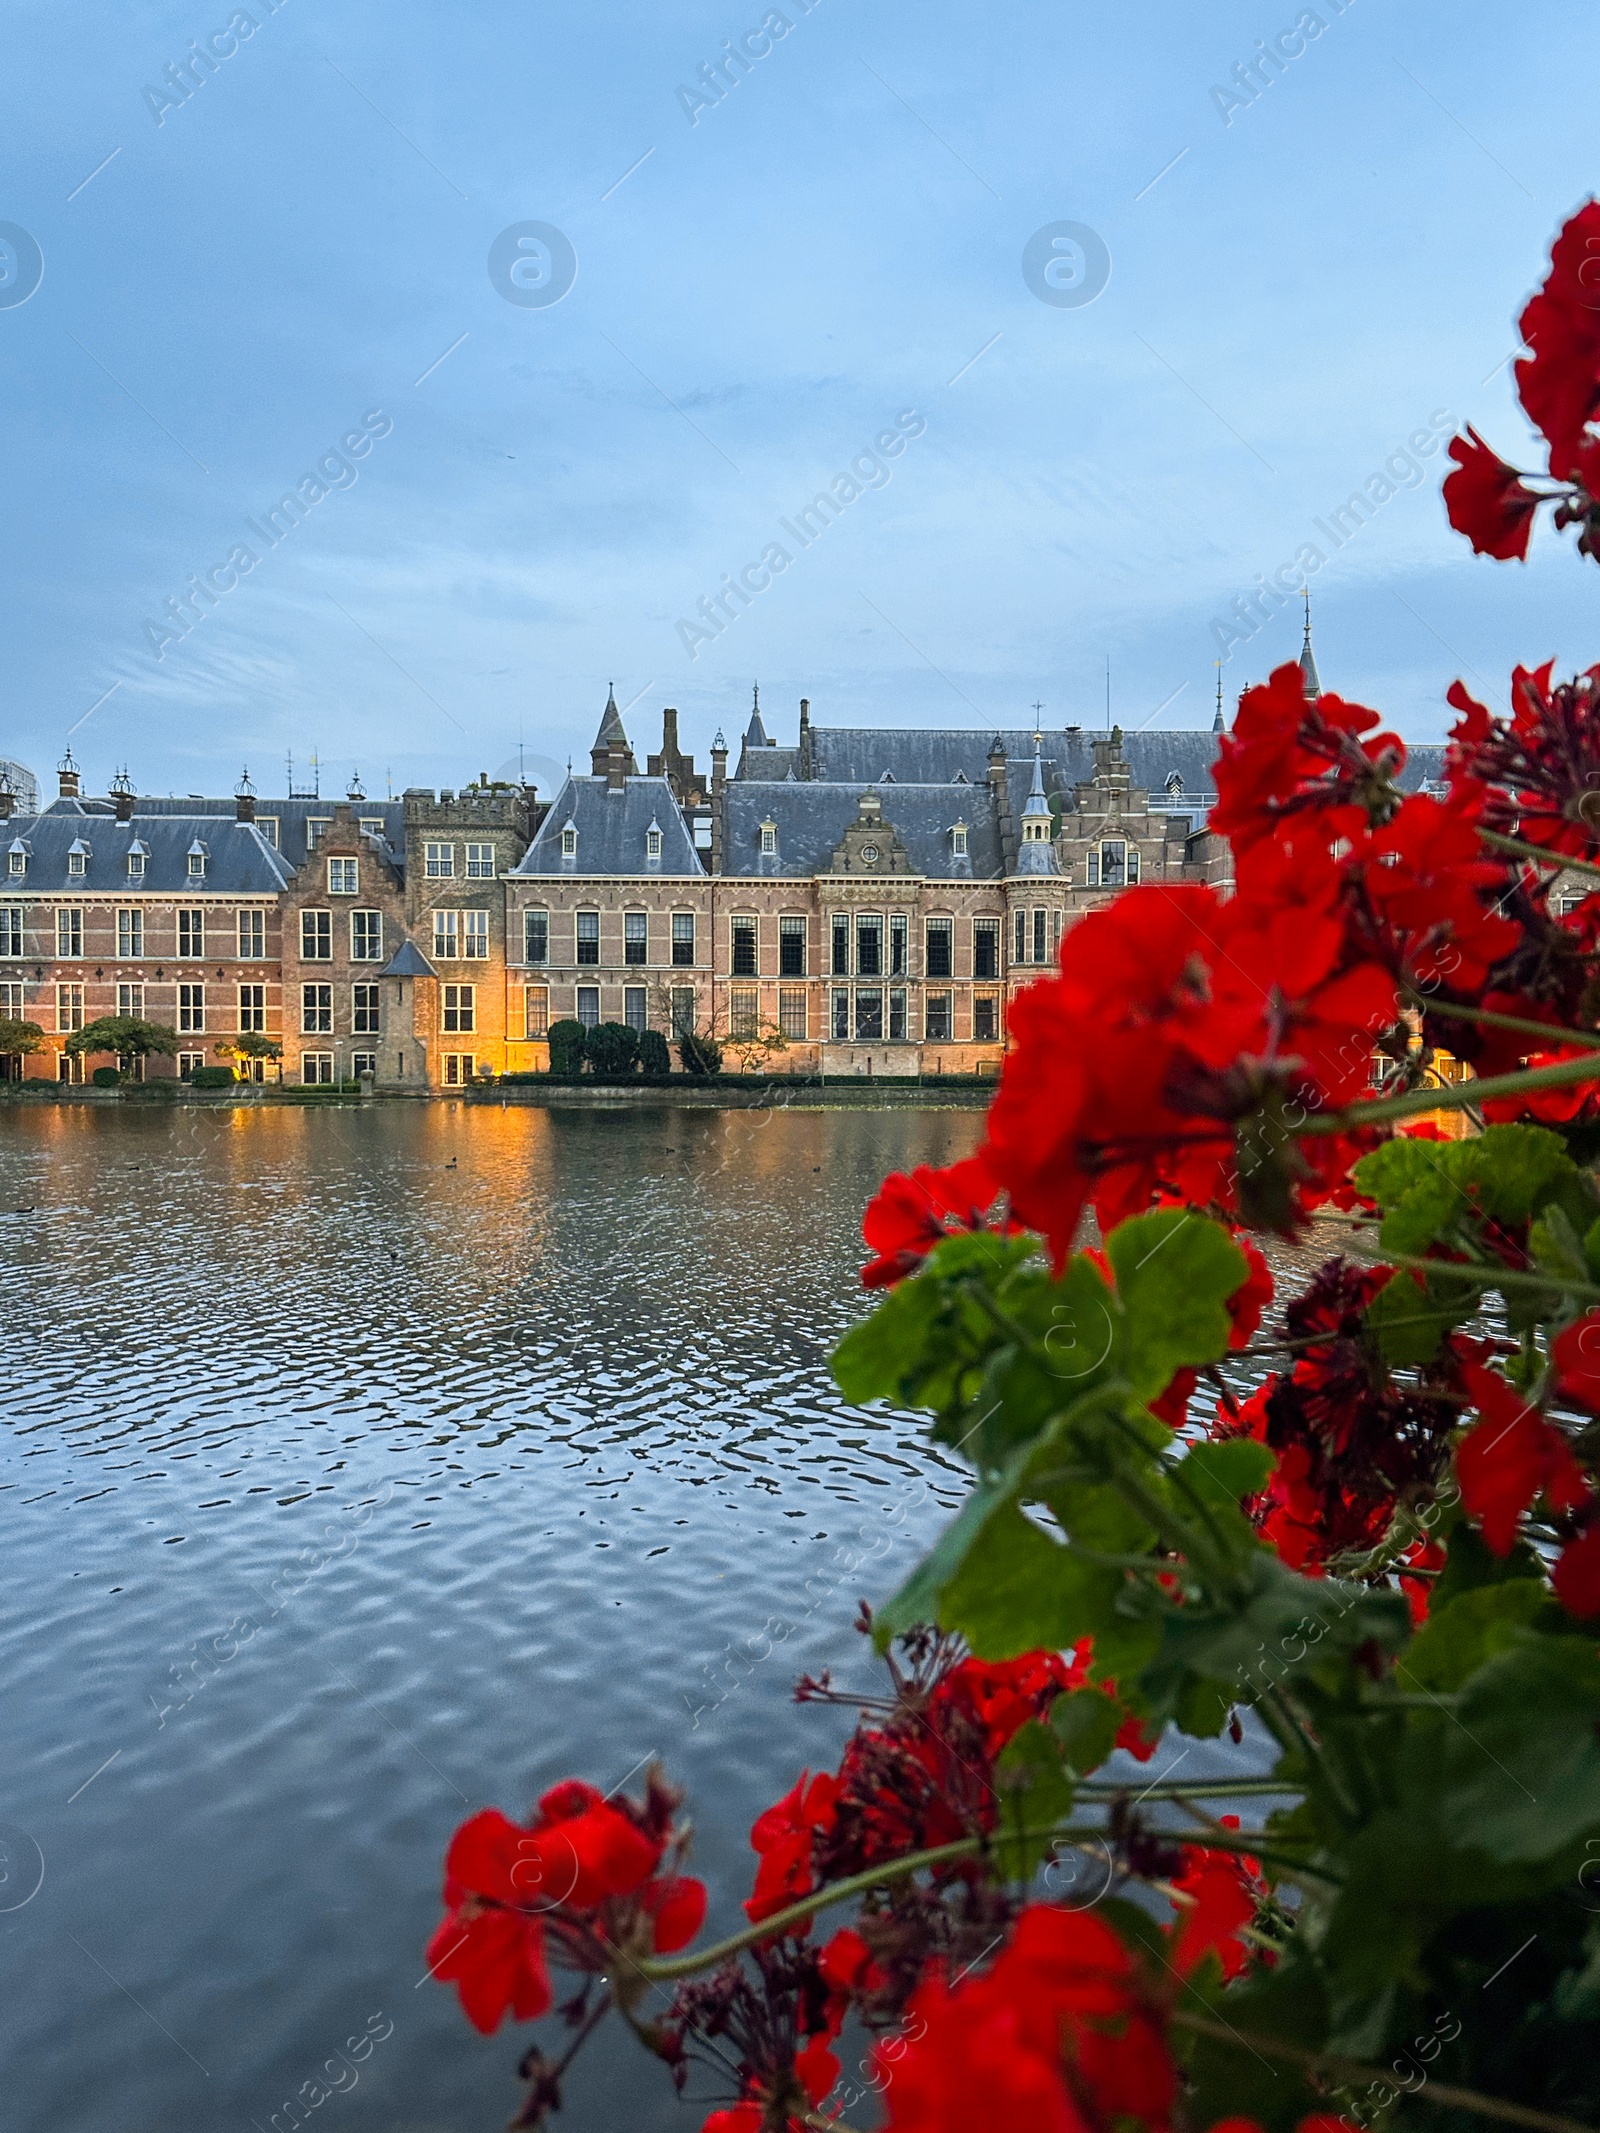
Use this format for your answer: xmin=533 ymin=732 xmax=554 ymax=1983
xmin=2 ymin=0 xmax=1597 ymax=802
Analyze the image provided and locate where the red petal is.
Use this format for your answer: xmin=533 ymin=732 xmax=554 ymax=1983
xmin=1554 ymin=1523 xmax=1600 ymax=1617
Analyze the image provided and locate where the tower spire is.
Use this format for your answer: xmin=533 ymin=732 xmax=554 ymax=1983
xmin=1299 ymin=590 xmax=1322 ymax=701
xmin=1213 ymin=660 xmax=1224 ymax=734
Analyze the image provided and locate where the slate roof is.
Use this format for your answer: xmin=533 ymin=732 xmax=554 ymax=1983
xmin=722 ymin=782 xmax=1003 ymax=880
xmin=0 ymin=812 xmax=291 ymax=895
xmin=54 ymin=793 xmax=406 ymax=873
xmin=380 ymin=939 xmax=437 ymax=978
xmin=511 ymin=775 xmax=704 ymax=877
xmin=739 ymin=744 xmax=802 ymax=780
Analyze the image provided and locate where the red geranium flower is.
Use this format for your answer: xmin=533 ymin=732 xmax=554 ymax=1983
xmin=1443 ymin=426 xmax=1543 ymax=561
xmin=745 ymin=1771 xmax=840 ymax=1925
xmin=860 ymin=1151 xmax=1017 ymax=1289
xmin=1456 ymin=1365 xmax=1589 ymax=1556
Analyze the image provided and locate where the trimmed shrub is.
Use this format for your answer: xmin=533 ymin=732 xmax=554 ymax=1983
xmin=547 ymin=1019 xmax=586 ymax=1079
xmin=678 ymin=1031 xmax=722 ymax=1077
xmin=188 ymin=1065 xmax=236 ymax=1088
xmin=584 ymin=1021 xmax=640 ymax=1081
xmin=638 ymin=1029 xmax=672 ymax=1079
xmin=91 ymin=1066 xmax=121 ymax=1087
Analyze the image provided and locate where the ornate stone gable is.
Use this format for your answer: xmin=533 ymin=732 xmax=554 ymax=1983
xmin=825 ymin=791 xmax=912 ymax=877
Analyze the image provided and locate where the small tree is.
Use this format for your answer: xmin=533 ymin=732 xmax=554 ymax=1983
xmin=214 ymin=1032 xmax=283 ymax=1069
xmin=678 ymin=1030 xmax=722 ymax=1076
xmin=65 ymin=1015 xmax=179 ymax=1065
xmin=721 ymin=1014 xmax=790 ymax=1076
xmin=638 ymin=1028 xmax=672 ymax=1079
xmin=547 ymin=1018 xmax=586 ymax=1079
xmin=584 ymin=1021 xmax=640 ymax=1081
xmin=0 ymin=1017 xmax=44 ymax=1060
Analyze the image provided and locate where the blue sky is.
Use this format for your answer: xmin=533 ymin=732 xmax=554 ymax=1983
xmin=3 ymin=0 xmax=1595 ymax=800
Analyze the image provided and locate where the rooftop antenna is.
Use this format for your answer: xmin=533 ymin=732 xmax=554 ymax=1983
xmin=1105 ymin=655 xmax=1111 ymax=732
xmin=1303 ymin=585 xmax=1312 ymax=643
xmin=286 ymin=749 xmax=293 ymax=794
xmin=386 ymin=768 xmax=393 ymax=799
xmin=310 ymin=750 xmax=320 ymax=799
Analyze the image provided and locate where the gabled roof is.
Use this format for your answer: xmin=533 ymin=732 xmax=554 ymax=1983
xmin=0 ymin=813 xmax=291 ymax=893
xmin=510 ymin=776 xmax=703 ymax=877
xmin=379 ymin=939 xmax=437 ymax=978
xmin=721 ymin=782 xmax=1002 ymax=879
xmin=53 ymin=793 xmax=406 ymax=873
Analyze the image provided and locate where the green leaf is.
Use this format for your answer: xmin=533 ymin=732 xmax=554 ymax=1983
xmin=1398 ymin=1580 xmax=1550 ymax=1694
xmin=872 ymin=1474 xmax=1013 ymax=1649
xmin=1439 ymin=1633 xmax=1600 ymax=1864
xmin=831 ymin=1272 xmax=949 ymax=1406
xmin=1050 ymin=1686 xmax=1121 ymax=1776
xmin=1354 ymin=1122 xmax=1589 ymax=1263
xmin=1363 ymin=1265 xmax=1475 ymax=1365
xmin=1180 ymin=1438 xmax=1275 ymax=1510
xmin=1429 ymin=1511 xmax=1546 ymax=1610
xmin=992 ymin=1719 xmax=1075 ymax=1878
xmin=1106 ymin=1210 xmax=1248 ymax=1401
xmin=939 ymin=1501 xmax=1121 ymax=1660
xmin=1179 ymin=1954 xmax=1331 ymax=2133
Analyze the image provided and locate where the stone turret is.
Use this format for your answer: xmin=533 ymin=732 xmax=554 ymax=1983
xmin=589 ymin=687 xmax=636 ymax=789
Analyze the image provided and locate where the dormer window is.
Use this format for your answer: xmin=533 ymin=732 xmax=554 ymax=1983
xmin=645 ymin=821 xmax=663 ymax=860
xmin=951 ymin=823 xmax=968 ymax=857
xmin=68 ymin=839 xmax=90 ymax=877
xmin=7 ymin=842 xmax=25 ymax=878
xmin=560 ymin=824 xmax=578 ymax=858
xmin=127 ymin=841 xmax=148 ymax=879
xmin=759 ymin=821 xmax=777 ymax=856
xmin=187 ymin=840 xmax=207 ymax=878
xmin=1166 ymin=770 xmax=1184 ymax=797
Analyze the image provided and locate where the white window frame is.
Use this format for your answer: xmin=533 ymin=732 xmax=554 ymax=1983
xmin=57 ymin=909 xmax=83 ymax=959
xmin=301 ymin=1051 xmax=334 ymax=1085
xmin=299 ymin=909 xmax=331 ymax=962
xmin=238 ymin=983 xmax=266 ymax=1033
xmin=238 ymin=909 xmax=266 ymax=960
xmin=524 ymin=909 xmax=549 ymax=966
xmin=116 ymin=908 xmax=143 ymax=959
xmin=301 ymin=983 xmax=332 ymax=1034
xmin=352 ymin=983 xmax=381 ymax=1035
xmin=178 ymin=982 xmax=206 ymax=1034
xmin=327 ymin=856 xmax=359 ymax=896
xmin=442 ymin=983 xmax=475 ymax=1033
xmin=524 ymin=984 xmax=549 ymax=1039
xmin=432 ymin=909 xmax=461 ymax=961
xmin=116 ymin=982 xmax=143 ymax=1018
xmin=57 ymin=982 xmax=85 ymax=1033
xmin=462 ymin=909 xmax=490 ymax=960
xmin=350 ymin=909 xmax=383 ymax=963
xmin=0 ymin=908 xmax=24 ymax=958
xmin=465 ymin=841 xmax=495 ymax=879
xmin=425 ymin=842 xmax=455 ymax=879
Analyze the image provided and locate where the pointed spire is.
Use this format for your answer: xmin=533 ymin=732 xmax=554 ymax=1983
xmin=1213 ymin=660 xmax=1225 ymax=734
xmin=1299 ymin=590 xmax=1322 ymax=700
xmin=590 ymin=684 xmax=636 ymax=785
xmin=744 ymin=680 xmax=769 ymax=750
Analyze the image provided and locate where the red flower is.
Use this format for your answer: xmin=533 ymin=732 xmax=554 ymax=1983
xmin=860 ymin=1152 xmax=1017 ymax=1289
xmin=1456 ymin=1365 xmax=1590 ymax=1555
xmin=1169 ymin=1827 xmax=1260 ymax=1981
xmin=745 ymin=1771 xmax=839 ymax=1925
xmin=426 ymin=1886 xmax=551 ymax=2036
xmin=1553 ymin=1313 xmax=1600 ymax=1410
xmin=1443 ymin=426 xmax=1542 ymax=560
xmin=1513 ymin=200 xmax=1600 ymax=484
xmin=879 ymin=1905 xmax=1175 ymax=2133
xmin=1211 ymin=661 xmax=1404 ymax=855
xmin=1554 ymin=1520 xmax=1600 ymax=1617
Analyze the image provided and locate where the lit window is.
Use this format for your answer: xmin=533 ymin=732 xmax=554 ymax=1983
xmin=57 ymin=910 xmax=83 ymax=959
xmin=238 ymin=984 xmax=265 ymax=1033
xmin=350 ymin=910 xmax=383 ymax=962
xmin=625 ymin=911 xmax=647 ymax=965
xmin=117 ymin=909 xmax=143 ymax=959
xmin=57 ymin=982 xmax=85 ymax=1033
xmin=425 ymin=842 xmax=455 ymax=878
xmin=238 ymin=910 xmax=266 ymax=960
xmin=117 ymin=982 xmax=143 ymax=1018
xmin=352 ymin=983 xmax=381 ymax=1035
xmin=524 ymin=985 xmax=549 ymax=1039
xmin=576 ymin=911 xmax=600 ymax=965
xmin=179 ymin=983 xmax=206 ymax=1033
xmin=732 ymin=917 xmax=758 ymax=976
xmin=443 ymin=983 xmax=475 ymax=1033
xmin=301 ymin=1052 xmax=334 ymax=1085
xmin=432 ymin=909 xmax=461 ymax=960
xmin=671 ymin=912 xmax=694 ymax=966
xmin=328 ymin=857 xmax=359 ymax=895
xmin=299 ymin=910 xmax=330 ymax=961
xmin=778 ymin=987 xmax=807 ymax=1039
xmin=301 ymin=984 xmax=332 ymax=1033
xmin=924 ymin=919 xmax=952 ymax=979
xmin=560 ymin=825 xmax=577 ymax=859
xmin=0 ymin=909 xmax=24 ymax=957
xmin=463 ymin=909 xmax=489 ymax=960
xmin=465 ymin=842 xmax=494 ymax=879
xmin=624 ymin=986 xmax=648 ymax=1032
xmin=575 ymin=985 xmax=600 ymax=1029
xmin=779 ymin=917 xmax=805 ymax=976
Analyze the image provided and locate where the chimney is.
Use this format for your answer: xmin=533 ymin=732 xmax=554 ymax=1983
xmin=0 ymin=773 xmax=14 ymax=823
xmin=798 ymin=697 xmax=811 ymax=779
xmin=662 ymin=706 xmax=680 ymax=757
xmin=109 ymin=767 xmax=135 ymax=823
xmin=710 ymin=729 xmax=728 ymax=874
xmin=235 ymin=768 xmax=257 ymax=824
xmin=57 ymin=749 xmax=81 ymax=800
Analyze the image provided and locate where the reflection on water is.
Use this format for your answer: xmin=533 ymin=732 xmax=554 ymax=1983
xmin=0 ymin=1101 xmax=1316 ymax=2132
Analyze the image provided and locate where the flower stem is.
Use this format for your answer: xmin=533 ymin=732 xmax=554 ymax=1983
xmin=1303 ymin=1048 xmax=1600 ymax=1132
xmin=1170 ymin=2011 xmax=1592 ymax=2133
xmin=1405 ymin=990 xmax=1600 ymax=1052
xmin=1478 ymin=827 xmax=1600 ymax=882
xmin=1345 ymin=1240 xmax=1600 ymax=1303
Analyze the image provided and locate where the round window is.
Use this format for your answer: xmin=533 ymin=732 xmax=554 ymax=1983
xmin=860 ymin=843 xmax=879 ymax=864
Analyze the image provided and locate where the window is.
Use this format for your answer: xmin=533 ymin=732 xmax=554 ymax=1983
xmin=432 ymin=909 xmax=460 ymax=960
xmin=889 ymin=988 xmax=908 ymax=1040
xmin=0 ymin=981 xmax=20 ymax=1017
xmin=351 ymin=1052 xmax=377 ymax=1078
xmin=1051 ymin=909 xmax=1063 ymax=957
xmin=760 ymin=822 xmax=777 ymax=856
xmin=109 ymin=905 xmax=135 ymax=958
xmin=1086 ymin=849 xmax=1099 ymax=888
xmin=974 ymin=919 xmax=999 ymax=979
xmin=524 ymin=986 xmax=549 ymax=1039
xmin=1099 ymin=839 xmax=1133 ymax=889
xmin=779 ymin=987 xmax=808 ymax=1040
xmin=302 ymin=1052 xmax=334 ymax=1085
xmin=855 ymin=988 xmax=884 ymax=1041
xmin=974 ymin=994 xmax=999 ymax=1043
xmin=301 ymin=984 xmax=331 ymax=1033
xmin=238 ymin=910 xmax=266 ymax=960
xmin=575 ymin=985 xmax=600 ymax=1029
xmin=732 ymin=917 xmax=758 ymax=976
xmin=300 ymin=910 xmax=330 ymax=961
xmin=1015 ymin=908 xmax=1027 ymax=961
xmin=257 ymin=817 xmax=279 ymax=848
xmin=328 ymin=857 xmax=359 ymax=895
xmin=890 ymin=913 xmax=907 ymax=976
xmin=831 ymin=915 xmax=849 ymax=976
xmin=624 ymin=986 xmax=648 ymax=1032
xmin=177 ymin=1052 xmax=205 ymax=1080
xmin=57 ymin=909 xmax=83 ymax=959
xmin=625 ymin=910 xmax=647 ymax=965
xmin=560 ymin=826 xmax=577 ymax=859
xmin=306 ymin=820 xmax=330 ymax=849
xmin=68 ymin=844 xmax=87 ymax=877
xmin=187 ymin=846 xmax=206 ymax=878
xmin=238 ymin=984 xmax=265 ymax=1032
xmin=442 ymin=1053 xmax=471 ymax=1086
xmin=671 ymin=912 xmax=695 ymax=966
xmin=856 ymin=914 xmax=882 ymax=977
xmin=443 ymin=984 xmax=475 ymax=1033
xmin=576 ymin=910 xmax=600 ymax=965
xmin=731 ymin=986 xmax=759 ymax=1038
xmin=425 ymin=842 xmax=454 ymax=878
xmin=126 ymin=847 xmax=145 ymax=879
xmin=524 ymin=909 xmax=549 ymax=965
xmin=352 ymin=984 xmax=381 ymax=1034
xmin=779 ymin=916 xmax=806 ymax=976
xmin=670 ymin=987 xmax=695 ymax=1037
xmin=57 ymin=982 xmax=85 ymax=1033
xmin=117 ymin=982 xmax=143 ymax=1018
xmin=831 ymin=988 xmax=850 ymax=1041
xmin=1033 ymin=908 xmax=1047 ymax=964
xmin=359 ymin=818 xmax=385 ymax=839
xmin=646 ymin=826 xmax=662 ymax=861
xmin=952 ymin=824 xmax=968 ymax=857
xmin=0 ymin=909 xmax=22 ymax=957
xmin=925 ymin=992 xmax=953 ymax=1042
xmin=462 ymin=909 xmax=489 ymax=960
xmin=465 ymin=841 xmax=494 ymax=879
xmin=7 ymin=849 xmax=23 ymax=878
xmin=350 ymin=910 xmax=383 ymax=962
xmin=925 ymin=919 xmax=952 ymax=979
xmin=179 ymin=983 xmax=206 ymax=1033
